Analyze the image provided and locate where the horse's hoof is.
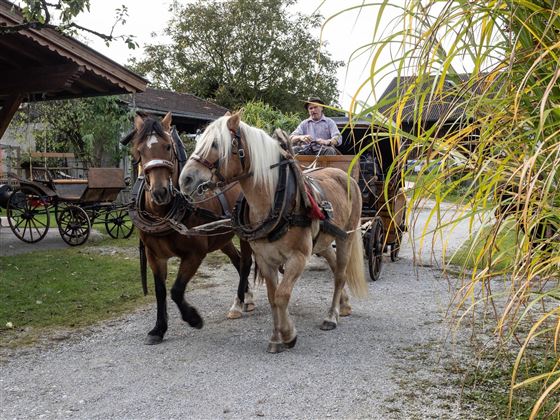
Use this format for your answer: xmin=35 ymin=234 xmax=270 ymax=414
xmin=188 ymin=316 xmax=203 ymax=329
xmin=185 ymin=308 xmax=204 ymax=329
xmin=226 ymin=310 xmax=242 ymax=320
xmin=340 ymin=306 xmax=352 ymax=317
xmin=320 ymin=320 xmax=337 ymax=331
xmin=145 ymin=334 xmax=163 ymax=345
xmin=267 ymin=342 xmax=287 ymax=353
xmin=285 ymin=335 xmax=297 ymax=349
xmin=243 ymin=303 xmax=256 ymax=312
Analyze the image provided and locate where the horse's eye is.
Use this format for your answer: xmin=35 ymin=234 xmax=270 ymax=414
xmin=212 ymin=141 xmax=218 ymax=149
xmin=166 ymin=144 xmax=171 ymax=151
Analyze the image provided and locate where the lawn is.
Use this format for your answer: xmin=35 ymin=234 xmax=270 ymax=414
xmin=0 ymin=235 xmax=150 ymax=347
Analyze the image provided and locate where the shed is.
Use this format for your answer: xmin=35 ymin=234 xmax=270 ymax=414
xmin=122 ymin=88 xmax=230 ymax=134
xmin=0 ymin=0 xmax=148 ymax=139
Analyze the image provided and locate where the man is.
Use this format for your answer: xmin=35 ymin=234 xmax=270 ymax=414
xmin=290 ymin=97 xmax=341 ymax=155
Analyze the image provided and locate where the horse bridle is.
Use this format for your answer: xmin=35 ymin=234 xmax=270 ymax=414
xmin=191 ymin=127 xmax=253 ymax=196
xmin=138 ymin=131 xmax=178 ymax=198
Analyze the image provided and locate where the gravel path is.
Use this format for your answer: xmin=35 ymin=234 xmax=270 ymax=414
xmin=0 ymin=202 xmax=482 ymax=419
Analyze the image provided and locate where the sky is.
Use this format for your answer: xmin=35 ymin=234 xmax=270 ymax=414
xmin=74 ymin=0 xmax=404 ymax=110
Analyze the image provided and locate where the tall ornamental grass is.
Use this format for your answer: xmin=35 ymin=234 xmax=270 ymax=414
xmin=328 ymin=1 xmax=559 ymax=417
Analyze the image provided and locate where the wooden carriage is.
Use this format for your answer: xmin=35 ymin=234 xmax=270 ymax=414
xmin=296 ymin=118 xmax=407 ymax=281
xmin=0 ymin=152 xmax=133 ymax=246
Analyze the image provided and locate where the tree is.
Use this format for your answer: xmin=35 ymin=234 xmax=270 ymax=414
xmin=30 ymin=96 xmax=131 ymax=167
xmin=130 ymin=0 xmax=342 ymax=112
xmin=1 ymin=0 xmax=137 ymax=48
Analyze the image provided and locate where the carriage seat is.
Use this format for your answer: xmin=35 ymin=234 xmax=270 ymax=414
xmin=56 ymin=168 xmax=125 ymax=203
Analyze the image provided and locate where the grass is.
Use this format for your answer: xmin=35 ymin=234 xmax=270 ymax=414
xmin=0 ymin=230 xmax=236 ymax=349
xmin=460 ymin=351 xmax=559 ymax=419
xmin=0 ymin=234 xmax=150 ymax=348
xmin=449 ymin=225 xmax=517 ymax=272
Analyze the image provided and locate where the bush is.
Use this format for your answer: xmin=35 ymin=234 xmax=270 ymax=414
xmin=239 ymin=101 xmax=301 ymax=135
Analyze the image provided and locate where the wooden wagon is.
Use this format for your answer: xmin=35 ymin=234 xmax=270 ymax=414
xmin=0 ymin=153 xmax=133 ymax=246
xmin=296 ymin=118 xmax=407 ymax=281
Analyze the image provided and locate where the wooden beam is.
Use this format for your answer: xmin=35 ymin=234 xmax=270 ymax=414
xmin=0 ymin=64 xmax=85 ymax=96
xmin=0 ymin=94 xmax=23 ymax=139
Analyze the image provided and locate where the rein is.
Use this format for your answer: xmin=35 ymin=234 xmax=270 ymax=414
xmin=129 ymin=127 xmax=228 ymax=236
xmin=192 ymin=127 xmax=254 ymax=196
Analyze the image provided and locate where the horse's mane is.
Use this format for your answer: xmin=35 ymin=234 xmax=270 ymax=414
xmin=138 ymin=117 xmax=167 ymax=141
xmin=195 ymin=116 xmax=282 ymax=197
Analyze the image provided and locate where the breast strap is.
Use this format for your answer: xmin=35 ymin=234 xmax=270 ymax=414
xmin=232 ymin=158 xmax=310 ymax=242
xmin=128 ymin=177 xmax=229 ymax=236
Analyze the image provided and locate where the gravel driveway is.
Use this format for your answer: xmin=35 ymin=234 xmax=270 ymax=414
xmin=0 ymin=201 xmax=483 ymax=419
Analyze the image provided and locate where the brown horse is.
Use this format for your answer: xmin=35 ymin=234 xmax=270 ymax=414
xmin=129 ymin=112 xmax=253 ymax=345
xmin=179 ymin=113 xmax=368 ymax=353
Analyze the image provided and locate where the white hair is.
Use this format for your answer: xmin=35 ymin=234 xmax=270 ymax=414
xmin=194 ymin=116 xmax=282 ymax=199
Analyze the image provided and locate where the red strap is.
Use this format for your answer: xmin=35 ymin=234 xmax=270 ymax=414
xmin=305 ymin=187 xmax=325 ymax=220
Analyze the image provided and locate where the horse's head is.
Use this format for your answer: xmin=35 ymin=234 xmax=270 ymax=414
xmin=180 ymin=113 xmax=249 ymax=197
xmin=131 ymin=112 xmax=177 ymax=206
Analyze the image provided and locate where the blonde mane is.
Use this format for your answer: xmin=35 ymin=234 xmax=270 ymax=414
xmin=194 ymin=116 xmax=282 ymax=199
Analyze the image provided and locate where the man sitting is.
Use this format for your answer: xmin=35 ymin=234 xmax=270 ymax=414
xmin=289 ymin=97 xmax=341 ymax=156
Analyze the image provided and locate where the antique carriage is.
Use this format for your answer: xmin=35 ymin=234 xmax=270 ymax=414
xmin=0 ymin=153 xmax=133 ymax=246
xmin=296 ymin=117 xmax=407 ymax=281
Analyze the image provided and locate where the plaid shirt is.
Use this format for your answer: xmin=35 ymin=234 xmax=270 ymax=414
xmin=291 ymin=115 xmax=341 ymax=146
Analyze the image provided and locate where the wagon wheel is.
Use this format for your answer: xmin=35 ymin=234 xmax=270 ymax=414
xmin=57 ymin=204 xmax=91 ymax=246
xmin=54 ymin=202 xmax=69 ymax=225
xmin=367 ymin=217 xmax=384 ymax=281
xmin=6 ymin=191 xmax=50 ymax=243
xmin=104 ymin=208 xmax=134 ymax=239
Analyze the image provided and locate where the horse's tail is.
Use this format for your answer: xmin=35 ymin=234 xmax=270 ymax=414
xmin=345 ymin=229 xmax=368 ymax=298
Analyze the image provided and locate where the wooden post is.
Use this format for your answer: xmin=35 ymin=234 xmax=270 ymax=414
xmin=0 ymin=95 xmax=23 ymax=139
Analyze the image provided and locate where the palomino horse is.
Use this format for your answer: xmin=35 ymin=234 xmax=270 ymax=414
xmin=128 ymin=112 xmax=253 ymax=345
xmin=179 ymin=113 xmax=368 ymax=353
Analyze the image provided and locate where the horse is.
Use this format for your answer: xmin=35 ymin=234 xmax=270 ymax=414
xmin=128 ymin=112 xmax=254 ymax=345
xmin=179 ymin=113 xmax=368 ymax=353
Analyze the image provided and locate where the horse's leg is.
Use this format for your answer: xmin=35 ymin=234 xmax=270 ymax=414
xmin=240 ymin=240 xmax=255 ymax=313
xmin=253 ymin=256 xmax=285 ymax=353
xmin=268 ymin=252 xmax=306 ymax=353
xmin=146 ymin=255 xmax=168 ymax=345
xmin=220 ymin=241 xmax=247 ymax=319
xmin=318 ymin=246 xmax=352 ymax=317
xmin=170 ymin=254 xmax=204 ymax=329
xmin=320 ymin=237 xmax=352 ymax=330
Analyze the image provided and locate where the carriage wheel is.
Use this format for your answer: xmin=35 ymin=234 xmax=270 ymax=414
xmin=6 ymin=191 xmax=50 ymax=243
xmin=104 ymin=209 xmax=134 ymax=239
xmin=57 ymin=205 xmax=91 ymax=246
xmin=367 ymin=217 xmax=384 ymax=281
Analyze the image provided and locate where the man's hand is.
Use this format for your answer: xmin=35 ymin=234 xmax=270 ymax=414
xmin=316 ymin=138 xmax=332 ymax=146
xmin=291 ymin=134 xmax=312 ymax=144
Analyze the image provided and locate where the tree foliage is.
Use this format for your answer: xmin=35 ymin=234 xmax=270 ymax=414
xmin=240 ymin=101 xmax=301 ymax=135
xmin=30 ymin=96 xmax=131 ymax=167
xmin=2 ymin=0 xmax=137 ymax=48
xmin=130 ymin=0 xmax=342 ymax=112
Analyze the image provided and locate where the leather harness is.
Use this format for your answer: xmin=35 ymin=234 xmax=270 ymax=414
xmin=231 ymin=154 xmax=348 ymax=242
xmin=127 ymin=127 xmax=231 ymax=236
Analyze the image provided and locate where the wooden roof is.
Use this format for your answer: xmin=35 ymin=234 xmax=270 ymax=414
xmin=124 ymin=88 xmax=229 ymax=122
xmin=0 ymin=0 xmax=147 ymax=105
xmin=377 ymin=73 xmax=490 ymax=125
xmin=0 ymin=0 xmax=147 ymax=137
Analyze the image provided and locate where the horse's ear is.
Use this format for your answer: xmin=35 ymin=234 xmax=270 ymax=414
xmin=134 ymin=115 xmax=144 ymax=132
xmin=227 ymin=112 xmax=241 ymax=132
xmin=224 ymin=111 xmax=232 ymax=116
xmin=162 ymin=112 xmax=172 ymax=131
